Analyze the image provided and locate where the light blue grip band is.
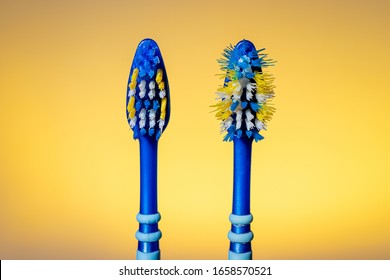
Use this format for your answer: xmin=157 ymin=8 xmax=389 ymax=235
xmin=228 ymin=231 xmax=254 ymax=243
xmin=136 ymin=213 xmax=161 ymax=224
xmin=135 ymin=230 xmax=162 ymax=242
xmin=228 ymin=251 xmax=252 ymax=260
xmin=136 ymin=250 xmax=160 ymax=260
xmin=229 ymin=213 xmax=253 ymax=225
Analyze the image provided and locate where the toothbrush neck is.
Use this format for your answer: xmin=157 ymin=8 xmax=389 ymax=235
xmin=139 ymin=135 xmax=158 ymax=214
xmin=232 ymin=136 xmax=253 ymax=215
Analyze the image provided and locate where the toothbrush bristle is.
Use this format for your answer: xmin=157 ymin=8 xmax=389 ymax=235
xmin=126 ymin=39 xmax=170 ymax=140
xmin=212 ymin=40 xmax=275 ymax=142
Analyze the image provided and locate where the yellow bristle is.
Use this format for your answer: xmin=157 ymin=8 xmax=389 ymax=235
xmin=156 ymin=69 xmax=163 ymax=84
xmin=127 ymin=96 xmax=136 ymax=119
xmin=129 ymin=68 xmax=139 ymax=90
xmin=160 ymin=97 xmax=167 ymax=120
xmin=158 ymin=81 xmax=165 ymax=90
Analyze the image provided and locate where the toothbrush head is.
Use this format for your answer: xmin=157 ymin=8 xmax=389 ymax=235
xmin=212 ymin=39 xmax=275 ymax=142
xmin=126 ymin=39 xmax=170 ymax=140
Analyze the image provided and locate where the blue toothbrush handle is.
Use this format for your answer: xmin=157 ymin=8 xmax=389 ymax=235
xmin=136 ymin=135 xmax=162 ymax=260
xmin=228 ymin=137 xmax=254 ymax=260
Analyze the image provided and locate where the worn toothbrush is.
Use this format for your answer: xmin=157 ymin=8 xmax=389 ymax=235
xmin=126 ymin=39 xmax=170 ymax=260
xmin=212 ymin=40 xmax=275 ymax=260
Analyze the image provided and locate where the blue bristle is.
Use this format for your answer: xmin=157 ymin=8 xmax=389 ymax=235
xmin=249 ymin=50 xmax=258 ymax=59
xmin=246 ymin=72 xmax=255 ymax=79
xmin=156 ymin=130 xmax=162 ymax=140
xmin=246 ymin=130 xmax=253 ymax=138
xmin=250 ymin=102 xmax=260 ymax=112
xmin=135 ymin=101 xmax=142 ymax=111
xmin=230 ymin=101 xmax=239 ymax=111
xmin=153 ymin=100 xmax=160 ymax=110
xmin=144 ymin=100 xmax=151 ymax=109
xmin=139 ymin=69 xmax=146 ymax=78
xmin=153 ymin=56 xmax=160 ymax=65
xmin=133 ymin=126 xmax=140 ymax=139
xmin=224 ymin=132 xmax=233 ymax=142
xmin=236 ymin=129 xmax=243 ymax=138
xmin=241 ymin=101 xmax=248 ymax=109
xmin=253 ymin=131 xmax=264 ymax=142
xmin=149 ymin=128 xmax=155 ymax=136
xmin=224 ymin=126 xmax=235 ymax=141
xmin=252 ymin=58 xmax=261 ymax=67
xmin=229 ymin=125 xmax=236 ymax=132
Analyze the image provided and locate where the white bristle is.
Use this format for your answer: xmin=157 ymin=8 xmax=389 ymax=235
xmin=128 ymin=89 xmax=136 ymax=97
xmin=225 ymin=116 xmax=233 ymax=127
xmin=236 ymin=109 xmax=242 ymax=121
xmin=139 ymin=108 xmax=146 ymax=119
xmin=159 ymin=89 xmax=166 ymax=98
xmin=235 ymin=109 xmax=242 ymax=129
xmin=246 ymin=82 xmax=256 ymax=91
xmin=236 ymin=110 xmax=243 ymax=129
xmin=255 ymin=94 xmax=267 ymax=103
xmin=246 ymin=82 xmax=256 ymax=99
xmin=246 ymin=90 xmax=253 ymax=100
xmin=221 ymin=117 xmax=233 ymax=132
xmin=149 ymin=109 xmax=156 ymax=128
xmin=130 ymin=116 xmax=137 ymax=128
xmin=139 ymin=80 xmax=146 ymax=98
xmin=139 ymin=109 xmax=146 ymax=128
xmin=245 ymin=119 xmax=255 ymax=130
xmin=255 ymin=119 xmax=266 ymax=131
xmin=149 ymin=109 xmax=156 ymax=119
xmin=148 ymin=89 xmax=156 ymax=100
xmin=139 ymin=119 xmax=146 ymax=129
xmin=236 ymin=119 xmax=242 ymax=130
xmin=158 ymin=119 xmax=165 ymax=130
xmin=139 ymin=80 xmax=146 ymax=90
xmin=245 ymin=109 xmax=254 ymax=121
xmin=148 ymin=81 xmax=156 ymax=100
xmin=232 ymin=93 xmax=241 ymax=102
xmin=216 ymin=92 xmax=229 ymax=100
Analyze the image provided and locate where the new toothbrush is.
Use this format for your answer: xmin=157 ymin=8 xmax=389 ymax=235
xmin=212 ymin=40 xmax=275 ymax=260
xmin=126 ymin=39 xmax=170 ymax=260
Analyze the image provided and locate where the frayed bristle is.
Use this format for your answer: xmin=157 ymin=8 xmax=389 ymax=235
xmin=126 ymin=39 xmax=170 ymax=140
xmin=212 ymin=40 xmax=276 ymax=142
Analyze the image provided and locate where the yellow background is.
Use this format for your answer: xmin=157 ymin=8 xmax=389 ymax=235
xmin=1 ymin=0 xmax=389 ymax=259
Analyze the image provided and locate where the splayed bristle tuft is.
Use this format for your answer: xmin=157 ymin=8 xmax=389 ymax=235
xmin=212 ymin=40 xmax=276 ymax=142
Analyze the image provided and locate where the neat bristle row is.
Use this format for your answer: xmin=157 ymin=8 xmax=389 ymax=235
xmin=126 ymin=40 xmax=169 ymax=140
xmin=212 ymin=40 xmax=275 ymax=142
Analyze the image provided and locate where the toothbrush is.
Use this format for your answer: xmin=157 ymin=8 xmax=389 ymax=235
xmin=212 ymin=40 xmax=275 ymax=260
xmin=126 ymin=39 xmax=170 ymax=260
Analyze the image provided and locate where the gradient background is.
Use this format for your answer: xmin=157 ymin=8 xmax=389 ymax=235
xmin=1 ymin=0 xmax=389 ymax=259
